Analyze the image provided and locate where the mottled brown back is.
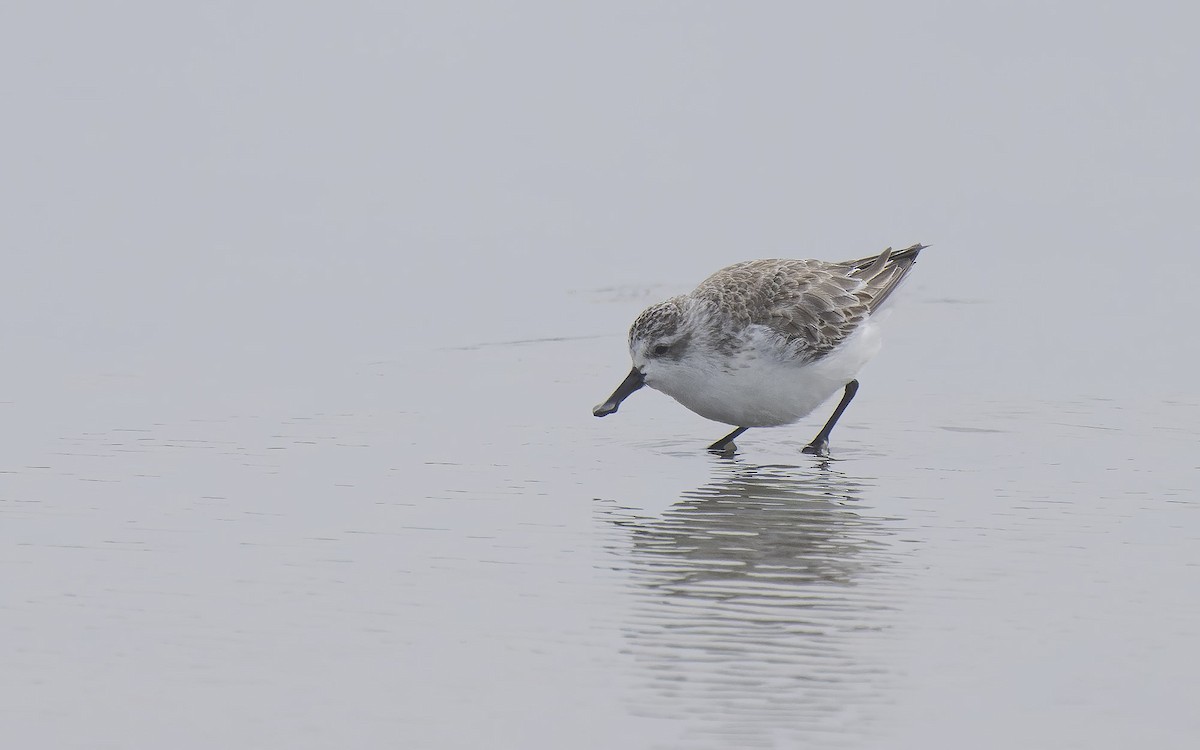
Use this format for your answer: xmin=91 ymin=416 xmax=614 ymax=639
xmin=692 ymin=243 xmax=925 ymax=362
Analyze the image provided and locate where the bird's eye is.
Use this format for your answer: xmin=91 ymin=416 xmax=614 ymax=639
xmin=652 ymin=343 xmax=670 ymax=356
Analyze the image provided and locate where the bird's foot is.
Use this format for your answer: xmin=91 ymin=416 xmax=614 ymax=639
xmin=801 ymin=439 xmax=829 ymax=456
xmin=707 ymin=441 xmax=737 ymax=455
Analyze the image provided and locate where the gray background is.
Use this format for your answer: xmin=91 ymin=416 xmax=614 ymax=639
xmin=2 ymin=2 xmax=1198 ymax=749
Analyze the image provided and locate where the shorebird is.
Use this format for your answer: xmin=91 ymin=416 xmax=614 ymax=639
xmin=593 ymin=243 xmax=925 ymax=454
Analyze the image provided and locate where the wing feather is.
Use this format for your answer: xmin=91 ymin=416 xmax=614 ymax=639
xmin=691 ymin=243 xmax=925 ymax=363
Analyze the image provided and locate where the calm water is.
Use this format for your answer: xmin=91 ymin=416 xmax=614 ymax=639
xmin=4 ymin=3 xmax=1200 ymax=748
xmin=5 ymin=319 xmax=1199 ymax=749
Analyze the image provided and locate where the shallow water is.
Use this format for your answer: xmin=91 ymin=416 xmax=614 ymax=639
xmin=6 ymin=324 xmax=1199 ymax=749
xmin=4 ymin=2 xmax=1200 ymax=748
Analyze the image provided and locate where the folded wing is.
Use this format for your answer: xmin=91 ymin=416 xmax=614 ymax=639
xmin=693 ymin=243 xmax=925 ymax=363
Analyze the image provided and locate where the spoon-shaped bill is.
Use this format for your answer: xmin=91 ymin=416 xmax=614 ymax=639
xmin=592 ymin=367 xmax=645 ymax=417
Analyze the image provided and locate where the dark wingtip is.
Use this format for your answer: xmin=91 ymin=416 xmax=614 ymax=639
xmin=894 ymin=242 xmax=929 ymax=260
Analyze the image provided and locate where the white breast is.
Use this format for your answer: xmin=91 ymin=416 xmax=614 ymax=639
xmin=648 ymin=320 xmax=883 ymax=427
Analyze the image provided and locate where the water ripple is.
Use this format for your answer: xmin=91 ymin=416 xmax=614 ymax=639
xmin=599 ymin=461 xmax=912 ymax=748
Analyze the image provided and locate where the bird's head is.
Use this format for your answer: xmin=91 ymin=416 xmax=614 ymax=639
xmin=593 ymin=297 xmax=694 ymax=417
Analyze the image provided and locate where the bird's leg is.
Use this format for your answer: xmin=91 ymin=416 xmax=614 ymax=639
xmin=708 ymin=426 xmax=748 ymax=454
xmin=802 ymin=380 xmax=860 ymax=456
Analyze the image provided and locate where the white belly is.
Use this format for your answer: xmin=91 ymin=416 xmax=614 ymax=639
xmin=650 ymin=321 xmax=883 ymax=427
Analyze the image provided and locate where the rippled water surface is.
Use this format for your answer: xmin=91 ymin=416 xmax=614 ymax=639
xmin=4 ymin=3 xmax=1200 ymax=748
xmin=7 ymin=329 xmax=1199 ymax=749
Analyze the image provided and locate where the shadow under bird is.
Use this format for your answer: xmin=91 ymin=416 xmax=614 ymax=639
xmin=593 ymin=243 xmax=926 ymax=455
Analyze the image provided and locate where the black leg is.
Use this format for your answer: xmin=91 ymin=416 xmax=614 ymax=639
xmin=708 ymin=426 xmax=748 ymax=453
xmin=802 ymin=380 xmax=860 ymax=456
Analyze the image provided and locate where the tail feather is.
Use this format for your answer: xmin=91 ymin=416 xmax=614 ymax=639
xmin=845 ymin=242 xmax=927 ymax=313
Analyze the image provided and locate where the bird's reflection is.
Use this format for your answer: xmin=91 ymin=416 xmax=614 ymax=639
xmin=600 ymin=459 xmax=908 ymax=747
